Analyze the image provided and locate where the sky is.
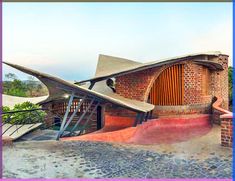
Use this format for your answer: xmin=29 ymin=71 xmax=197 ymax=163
xmin=3 ymin=2 xmax=233 ymax=81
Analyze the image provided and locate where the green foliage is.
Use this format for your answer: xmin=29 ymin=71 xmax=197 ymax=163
xmin=5 ymin=73 xmax=17 ymax=81
xmin=2 ymin=102 xmax=46 ymax=124
xmin=2 ymin=106 xmax=11 ymax=122
xmin=228 ymin=66 xmax=233 ymax=105
xmin=3 ymin=73 xmax=48 ymax=97
xmin=4 ymin=79 xmax=28 ymax=97
xmin=3 ymin=106 xmax=11 ymax=112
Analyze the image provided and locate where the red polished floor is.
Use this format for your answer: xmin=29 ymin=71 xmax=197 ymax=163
xmin=61 ymin=114 xmax=212 ymax=145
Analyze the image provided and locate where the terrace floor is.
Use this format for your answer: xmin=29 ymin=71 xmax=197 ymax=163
xmin=3 ymin=125 xmax=232 ymax=178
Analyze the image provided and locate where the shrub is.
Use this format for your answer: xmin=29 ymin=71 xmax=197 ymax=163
xmin=2 ymin=102 xmax=46 ymax=124
xmin=2 ymin=106 xmax=11 ymax=122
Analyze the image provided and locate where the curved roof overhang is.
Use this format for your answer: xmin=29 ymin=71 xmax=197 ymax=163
xmin=3 ymin=62 xmax=154 ymax=113
xmin=77 ymin=52 xmax=225 ymax=84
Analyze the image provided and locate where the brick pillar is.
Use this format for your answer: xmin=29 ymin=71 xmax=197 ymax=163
xmin=221 ymin=115 xmax=233 ymax=147
xmin=42 ymin=103 xmax=54 ymax=127
xmin=210 ymin=55 xmax=229 ymax=110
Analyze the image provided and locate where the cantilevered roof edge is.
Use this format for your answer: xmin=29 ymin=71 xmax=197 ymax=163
xmin=3 ymin=61 xmax=154 ymax=113
xmin=78 ymin=51 xmax=225 ymax=84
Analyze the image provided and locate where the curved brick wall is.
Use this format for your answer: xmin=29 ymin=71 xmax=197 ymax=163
xmin=97 ymin=115 xmax=135 ymax=132
xmin=212 ymin=96 xmax=233 ymax=147
xmin=112 ymin=55 xmax=228 ymax=117
xmin=115 ymin=67 xmax=161 ymax=101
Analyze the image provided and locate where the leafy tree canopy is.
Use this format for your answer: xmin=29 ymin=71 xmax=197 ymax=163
xmin=2 ymin=102 xmax=46 ymax=124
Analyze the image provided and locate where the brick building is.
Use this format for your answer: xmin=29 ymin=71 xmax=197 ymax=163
xmin=93 ymin=52 xmax=229 ymax=119
xmin=4 ymin=51 xmax=232 ymax=146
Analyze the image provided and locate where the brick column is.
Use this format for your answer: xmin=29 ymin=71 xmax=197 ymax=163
xmin=221 ymin=114 xmax=233 ymax=147
xmin=42 ymin=103 xmax=54 ymax=127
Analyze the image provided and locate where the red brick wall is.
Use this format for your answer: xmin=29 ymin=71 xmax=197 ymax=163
xmin=152 ymin=103 xmax=211 ymax=118
xmin=105 ymin=104 xmax=136 ymax=117
xmin=115 ymin=67 xmax=162 ymax=101
xmin=43 ymin=103 xmax=54 ymax=127
xmin=183 ymin=62 xmax=214 ymax=105
xmin=221 ymin=117 xmax=232 ymax=147
xmin=107 ymin=55 xmax=229 ymax=118
xmin=210 ymin=55 xmax=229 ymax=110
xmin=183 ymin=62 xmax=204 ymax=104
xmin=115 ymin=61 xmax=216 ymax=106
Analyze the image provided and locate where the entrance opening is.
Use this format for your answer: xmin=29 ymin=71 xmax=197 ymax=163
xmin=54 ymin=117 xmax=61 ymax=127
xmin=97 ymin=106 xmax=102 ymax=130
xmin=148 ymin=64 xmax=184 ymax=105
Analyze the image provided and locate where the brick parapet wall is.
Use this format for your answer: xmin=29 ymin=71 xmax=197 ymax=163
xmin=212 ymin=109 xmax=222 ymax=124
xmin=221 ymin=116 xmax=233 ymax=147
xmin=152 ymin=103 xmax=211 ymax=118
xmin=212 ymin=96 xmax=232 ymax=147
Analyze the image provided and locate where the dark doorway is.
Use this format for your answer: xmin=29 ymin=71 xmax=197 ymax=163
xmin=54 ymin=117 xmax=61 ymax=127
xmin=97 ymin=106 xmax=102 ymax=130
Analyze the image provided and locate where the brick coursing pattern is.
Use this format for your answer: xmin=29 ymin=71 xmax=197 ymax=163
xmin=94 ymin=56 xmax=230 ymax=126
xmin=221 ymin=117 xmax=233 ymax=147
xmin=183 ymin=62 xmax=204 ymax=105
xmin=210 ymin=55 xmax=229 ymax=110
xmin=43 ymin=103 xmax=54 ymax=127
xmin=115 ymin=67 xmax=162 ymax=101
xmin=212 ymin=109 xmax=222 ymax=125
xmin=152 ymin=103 xmax=211 ymax=118
xmin=112 ymin=56 xmax=229 ymax=118
xmin=105 ymin=104 xmax=137 ymax=118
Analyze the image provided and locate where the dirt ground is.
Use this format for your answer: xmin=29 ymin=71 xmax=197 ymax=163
xmin=3 ymin=125 xmax=232 ymax=178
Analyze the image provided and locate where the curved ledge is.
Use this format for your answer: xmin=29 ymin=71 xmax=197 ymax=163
xmin=212 ymin=96 xmax=233 ymax=119
xmin=62 ymin=114 xmax=212 ymax=144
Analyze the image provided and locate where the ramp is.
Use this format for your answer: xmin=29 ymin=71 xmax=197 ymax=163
xmin=2 ymin=123 xmax=42 ymax=141
xmin=61 ymin=114 xmax=212 ymax=145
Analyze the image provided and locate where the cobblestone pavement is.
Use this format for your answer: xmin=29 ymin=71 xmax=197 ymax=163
xmin=3 ymin=140 xmax=232 ymax=178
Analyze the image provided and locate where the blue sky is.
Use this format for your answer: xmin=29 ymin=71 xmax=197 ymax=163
xmin=3 ymin=3 xmax=232 ymax=81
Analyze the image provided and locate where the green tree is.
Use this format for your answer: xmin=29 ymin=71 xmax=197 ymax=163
xmin=5 ymin=73 xmax=17 ymax=81
xmin=3 ymin=73 xmax=48 ymax=97
xmin=3 ymin=73 xmax=27 ymax=96
xmin=2 ymin=102 xmax=46 ymax=124
xmin=26 ymin=76 xmax=36 ymax=96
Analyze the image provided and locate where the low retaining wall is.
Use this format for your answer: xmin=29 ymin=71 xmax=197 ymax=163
xmin=153 ymin=103 xmax=211 ymax=117
xmin=98 ymin=115 xmax=135 ymax=132
xmin=62 ymin=114 xmax=212 ymax=145
xmin=105 ymin=103 xmax=212 ymax=119
xmin=220 ymin=114 xmax=233 ymax=147
xmin=212 ymin=96 xmax=233 ymax=147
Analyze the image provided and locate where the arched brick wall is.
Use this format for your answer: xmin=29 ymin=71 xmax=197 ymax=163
xmin=111 ymin=55 xmax=229 ymax=117
xmin=115 ymin=61 xmax=212 ymax=105
xmin=115 ymin=67 xmax=162 ymax=101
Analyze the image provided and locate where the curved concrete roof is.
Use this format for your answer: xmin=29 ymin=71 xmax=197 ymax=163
xmin=4 ymin=62 xmax=154 ymax=113
xmin=4 ymin=51 xmax=226 ymax=113
xmin=79 ymin=51 xmax=225 ymax=83
xmin=95 ymin=54 xmax=142 ymax=78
